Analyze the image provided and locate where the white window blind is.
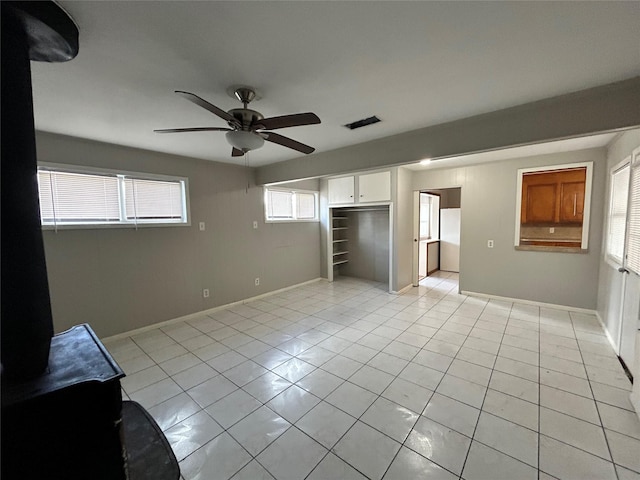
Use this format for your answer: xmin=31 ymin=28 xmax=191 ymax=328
xmin=626 ymin=153 xmax=640 ymax=275
xmin=37 ymin=167 xmax=188 ymax=228
xmin=267 ymin=190 xmax=293 ymax=219
xmin=124 ymin=178 xmax=183 ymax=220
xmin=38 ymin=170 xmax=120 ymax=224
xmin=607 ymin=164 xmax=630 ymax=264
xmin=265 ymin=187 xmax=318 ymax=222
xmin=297 ymin=192 xmax=316 ymax=219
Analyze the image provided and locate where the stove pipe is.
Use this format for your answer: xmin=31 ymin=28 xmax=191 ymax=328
xmin=1 ymin=1 xmax=79 ymax=381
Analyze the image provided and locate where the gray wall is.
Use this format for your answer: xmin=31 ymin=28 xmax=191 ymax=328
xmin=597 ymin=129 xmax=640 ymax=337
xmin=394 ymin=167 xmax=414 ymax=291
xmin=425 ymin=188 xmax=462 ymax=209
xmin=36 ymin=132 xmax=321 ymax=338
xmin=411 ymin=148 xmax=606 ymax=309
xmin=256 ymin=78 xmax=640 ymax=185
xmin=341 ymin=209 xmax=389 ymax=283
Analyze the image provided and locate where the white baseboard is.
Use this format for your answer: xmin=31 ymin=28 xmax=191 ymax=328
xmin=460 ymin=290 xmax=597 ymax=315
xmin=594 ymin=311 xmax=620 ymax=355
xmin=102 ymin=277 xmax=323 ymax=343
xmin=393 ymin=283 xmax=414 ymax=295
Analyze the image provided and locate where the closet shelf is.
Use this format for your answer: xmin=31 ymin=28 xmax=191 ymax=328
xmin=333 ymin=251 xmax=349 ymax=256
xmin=332 ymin=216 xmax=347 ymax=220
xmin=333 ymin=259 xmax=349 ymax=266
xmin=333 ymin=239 xmax=348 ymax=243
xmin=332 ymin=227 xmax=348 ymax=230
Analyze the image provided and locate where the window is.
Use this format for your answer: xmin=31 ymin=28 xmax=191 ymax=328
xmin=627 ymin=148 xmax=640 ymax=275
xmin=264 ymin=187 xmax=318 ymax=222
xmin=606 ymin=161 xmax=630 ymax=265
xmin=419 ymin=194 xmax=431 ymax=239
xmin=37 ymin=165 xmax=188 ymax=228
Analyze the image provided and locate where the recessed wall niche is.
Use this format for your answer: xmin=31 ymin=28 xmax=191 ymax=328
xmin=514 ymin=162 xmax=593 ymax=252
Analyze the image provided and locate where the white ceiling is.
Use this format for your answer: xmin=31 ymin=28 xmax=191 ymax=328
xmin=32 ymin=1 xmax=640 ymax=167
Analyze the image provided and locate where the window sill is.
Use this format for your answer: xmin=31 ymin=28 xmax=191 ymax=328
xmin=42 ymin=222 xmax=190 ymax=231
xmin=515 ymin=245 xmax=586 ymax=254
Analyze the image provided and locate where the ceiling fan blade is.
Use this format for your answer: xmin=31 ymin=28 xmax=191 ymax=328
xmin=175 ymin=91 xmax=239 ymax=126
xmin=255 ymin=112 xmax=320 ymax=131
xmin=154 ymin=127 xmax=232 ymax=133
xmin=231 ymin=147 xmax=244 ymax=157
xmin=263 ymin=132 xmax=315 ymax=154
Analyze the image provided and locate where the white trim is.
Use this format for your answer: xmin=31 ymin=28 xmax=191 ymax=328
xmin=393 ymin=283 xmax=414 ymax=295
xmin=100 ymin=277 xmax=323 ymax=343
xmin=595 ymin=311 xmax=620 ymax=355
xmin=460 ymin=290 xmax=597 ymax=315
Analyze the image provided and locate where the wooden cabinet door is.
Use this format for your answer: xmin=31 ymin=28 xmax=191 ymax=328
xmin=521 ymin=167 xmax=586 ymax=224
xmin=524 ymin=182 xmax=557 ymax=223
xmin=559 ymin=181 xmax=585 ymax=223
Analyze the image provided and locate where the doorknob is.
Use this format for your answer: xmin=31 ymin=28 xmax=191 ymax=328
xmin=618 ymin=267 xmax=630 ymax=274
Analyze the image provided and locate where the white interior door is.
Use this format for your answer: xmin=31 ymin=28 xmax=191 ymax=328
xmin=619 ymin=146 xmax=640 ymax=375
xmin=620 ymin=272 xmax=639 ymax=376
xmin=440 ymin=208 xmax=460 ymax=272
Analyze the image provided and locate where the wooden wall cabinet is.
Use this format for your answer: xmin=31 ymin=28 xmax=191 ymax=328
xmin=521 ymin=167 xmax=586 ymax=225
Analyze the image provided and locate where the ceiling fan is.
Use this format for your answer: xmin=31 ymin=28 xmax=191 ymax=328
xmin=155 ymin=87 xmax=321 ymax=157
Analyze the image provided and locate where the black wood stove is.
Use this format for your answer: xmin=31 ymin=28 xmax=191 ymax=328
xmin=1 ymin=2 xmax=179 ymax=478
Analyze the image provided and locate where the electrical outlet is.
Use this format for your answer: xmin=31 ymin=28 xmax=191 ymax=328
xmin=549 ymin=227 xmax=555 ymax=234
xmin=253 ymin=221 xmax=258 ymax=229
xmin=254 ymin=277 xmax=260 ymax=286
xmin=487 ymin=240 xmax=494 ymax=248
xmin=203 ymin=288 xmax=209 ymax=298
xmin=199 ymin=222 xmax=205 ymax=231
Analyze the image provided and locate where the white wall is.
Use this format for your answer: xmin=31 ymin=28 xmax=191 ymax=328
xmin=411 ymin=148 xmax=607 ymax=309
xmin=37 ymin=132 xmax=321 ymax=338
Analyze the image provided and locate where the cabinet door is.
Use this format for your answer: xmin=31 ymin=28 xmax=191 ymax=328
xmin=358 ymin=171 xmax=391 ymax=202
xmin=559 ymin=181 xmax=585 ymax=223
xmin=523 ymin=182 xmax=557 ymax=223
xmin=328 ymin=176 xmax=354 ymax=204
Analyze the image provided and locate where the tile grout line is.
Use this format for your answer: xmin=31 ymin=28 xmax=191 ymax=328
xmin=457 ymin=297 xmax=516 ymax=478
xmin=568 ymin=312 xmax=621 ymax=480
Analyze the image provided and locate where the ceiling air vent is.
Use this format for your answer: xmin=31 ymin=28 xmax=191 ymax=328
xmin=343 ymin=116 xmax=381 ymax=130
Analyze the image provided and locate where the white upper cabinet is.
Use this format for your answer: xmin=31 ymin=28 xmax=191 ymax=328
xmin=328 ymin=170 xmax=392 ymax=205
xmin=328 ymin=176 xmax=355 ymax=204
xmin=358 ymin=171 xmax=391 ymax=202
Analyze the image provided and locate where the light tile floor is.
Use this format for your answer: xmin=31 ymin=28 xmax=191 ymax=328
xmin=104 ymin=272 xmax=640 ymax=480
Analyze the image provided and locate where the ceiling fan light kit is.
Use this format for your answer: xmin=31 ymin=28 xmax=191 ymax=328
xmin=225 ymin=130 xmax=265 ymax=152
xmin=155 ymin=86 xmax=320 ymax=157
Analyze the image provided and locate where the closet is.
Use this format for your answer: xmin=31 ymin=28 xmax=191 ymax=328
xmin=326 ymin=169 xmax=393 ymax=291
xmin=328 ymin=206 xmax=391 ymax=290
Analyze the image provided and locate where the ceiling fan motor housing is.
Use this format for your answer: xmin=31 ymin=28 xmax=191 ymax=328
xmin=228 ymin=108 xmax=264 ymax=130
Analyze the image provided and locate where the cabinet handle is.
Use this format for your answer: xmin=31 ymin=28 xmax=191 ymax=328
xmin=573 ymin=194 xmax=577 ymax=216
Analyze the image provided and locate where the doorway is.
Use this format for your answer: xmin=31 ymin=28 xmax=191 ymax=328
xmin=413 ymin=187 xmax=461 ymax=286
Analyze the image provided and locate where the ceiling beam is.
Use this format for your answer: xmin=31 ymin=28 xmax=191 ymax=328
xmin=256 ymin=77 xmax=640 ymax=185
